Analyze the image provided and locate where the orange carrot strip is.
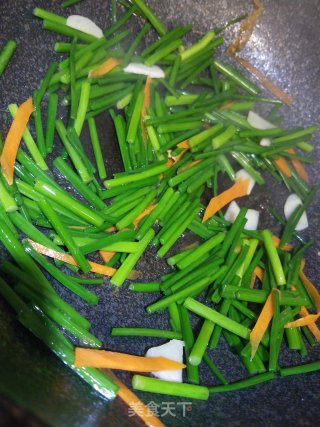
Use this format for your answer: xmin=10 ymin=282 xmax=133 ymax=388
xmin=219 ymin=101 xmax=235 ymax=112
xmin=88 ymin=57 xmax=121 ymax=78
xmin=274 ymin=156 xmax=292 ymax=177
xmin=271 ymin=235 xmax=293 ymax=251
xmin=28 ymin=240 xmax=116 ymax=277
xmin=0 ymin=98 xmax=34 ymax=185
xmin=81 ymin=260 xmax=116 ymax=276
xmin=107 ymin=370 xmax=165 ymax=427
xmin=202 ymin=178 xmax=250 ymax=223
xmin=300 ymin=269 xmax=320 ymax=312
xmin=250 ymin=289 xmax=275 ymax=359
xmin=254 ymin=266 xmax=264 ymax=282
xmin=99 ymin=250 xmax=116 ymax=263
xmin=166 ymin=158 xmax=174 ymax=168
xmin=133 ymin=204 xmax=156 ymax=228
xmin=300 ymin=307 xmax=320 ymax=342
xmin=290 ymin=158 xmax=309 ymax=182
xmin=177 ymin=140 xmax=190 ymax=149
xmin=287 ymin=148 xmax=309 ymax=182
xmin=227 ymin=0 xmax=263 ymax=57
xmin=141 ymin=76 xmax=152 ymax=142
xmin=235 ymin=57 xmax=293 ymax=105
xmin=74 ymin=348 xmax=186 ymax=371
xmin=178 ymin=159 xmax=201 ymax=174
xmin=106 ymin=225 xmax=117 ymax=232
xmin=169 ymin=147 xmax=188 ymax=164
xmin=271 ymin=235 xmax=281 ymax=247
xmin=142 ymin=77 xmax=152 ymax=115
xmin=167 ymin=139 xmax=191 ymax=164
xmin=285 ymin=313 xmax=319 ymax=328
xmin=226 ymin=0 xmax=293 ymax=105
xmin=285 ymin=267 xmax=320 ymax=329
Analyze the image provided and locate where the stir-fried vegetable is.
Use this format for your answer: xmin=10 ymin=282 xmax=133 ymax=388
xmin=0 ymin=1 xmax=319 ymax=426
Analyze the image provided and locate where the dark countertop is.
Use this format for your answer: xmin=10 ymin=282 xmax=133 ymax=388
xmin=0 ymin=1 xmax=319 ymax=426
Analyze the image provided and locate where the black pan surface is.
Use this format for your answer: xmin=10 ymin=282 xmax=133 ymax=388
xmin=0 ymin=1 xmax=319 ymax=426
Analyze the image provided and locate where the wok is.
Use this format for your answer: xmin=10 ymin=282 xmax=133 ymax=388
xmin=0 ymin=1 xmax=319 ymax=426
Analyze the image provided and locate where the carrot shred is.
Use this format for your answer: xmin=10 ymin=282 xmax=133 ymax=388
xmin=141 ymin=76 xmax=152 ymax=142
xmin=142 ymin=77 xmax=152 ymax=115
xmin=285 ymin=266 xmax=320 ymax=329
xmin=202 ymin=178 xmax=250 ymax=223
xmin=300 ymin=269 xmax=320 ymax=312
xmin=177 ymin=140 xmax=190 ymax=149
xmin=178 ymin=159 xmax=201 ymax=174
xmin=74 ymin=348 xmax=186 ymax=371
xmin=286 ymin=148 xmax=309 ymax=182
xmin=166 ymin=158 xmax=174 ymax=168
xmin=254 ymin=266 xmax=264 ymax=282
xmin=219 ymin=101 xmax=236 ymax=112
xmin=106 ymin=225 xmax=117 ymax=232
xmin=168 ymin=147 xmax=189 ymax=164
xmin=235 ymin=57 xmax=294 ymax=105
xmin=271 ymin=235 xmax=293 ymax=251
xmin=227 ymin=0 xmax=293 ymax=105
xmin=271 ymin=235 xmax=281 ymax=248
xmin=250 ymin=289 xmax=275 ymax=359
xmin=99 ymin=250 xmax=116 ymax=263
xmin=167 ymin=139 xmax=191 ymax=164
xmin=227 ymin=0 xmax=264 ymax=57
xmin=88 ymin=57 xmax=121 ymax=78
xmin=133 ymin=204 xmax=156 ymax=228
xmin=274 ymin=156 xmax=292 ymax=177
xmin=107 ymin=370 xmax=165 ymax=427
xmin=299 ymin=306 xmax=320 ymax=342
xmin=285 ymin=312 xmax=319 ymax=329
xmin=28 ymin=240 xmax=116 ymax=277
xmin=0 ymin=98 xmax=34 ymax=185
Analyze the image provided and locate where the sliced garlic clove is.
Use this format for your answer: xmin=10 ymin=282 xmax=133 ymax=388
xmin=146 ymin=339 xmax=184 ymax=382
